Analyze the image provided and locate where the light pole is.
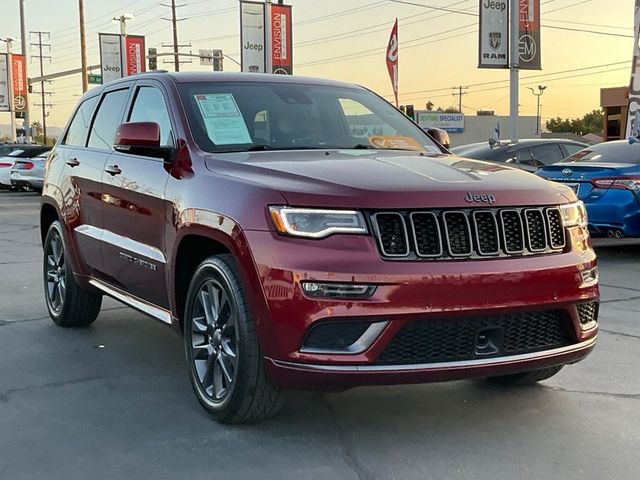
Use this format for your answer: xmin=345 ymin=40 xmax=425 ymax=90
xmin=528 ymin=85 xmax=547 ymax=137
xmin=20 ymin=0 xmax=30 ymax=142
xmin=113 ymin=13 xmax=134 ymax=37
xmin=1 ymin=38 xmax=17 ymax=142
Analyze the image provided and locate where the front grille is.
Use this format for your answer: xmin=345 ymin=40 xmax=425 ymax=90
xmin=303 ymin=321 xmax=372 ymax=351
xmin=576 ymin=302 xmax=599 ymax=327
xmin=371 ymin=206 xmax=565 ymax=260
xmin=376 ymin=310 xmax=572 ymax=365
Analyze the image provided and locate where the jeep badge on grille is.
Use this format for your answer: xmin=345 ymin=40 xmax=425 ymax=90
xmin=464 ymin=192 xmax=496 ymax=204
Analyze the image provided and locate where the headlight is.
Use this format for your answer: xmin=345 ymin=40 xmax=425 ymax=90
xmin=560 ymin=201 xmax=588 ymax=228
xmin=269 ymin=206 xmax=368 ymax=238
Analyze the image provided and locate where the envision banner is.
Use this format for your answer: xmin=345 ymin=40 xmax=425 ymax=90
xmin=478 ymin=0 xmax=508 ymax=68
xmin=0 ymin=54 xmax=9 ymax=112
xmin=626 ymin=0 xmax=640 ymax=138
xmin=271 ymin=3 xmax=293 ymax=74
xmin=11 ymin=54 xmax=28 ymax=112
xmin=123 ymin=35 xmax=146 ymax=76
xmin=518 ymin=0 xmax=541 ymax=70
xmin=240 ymin=1 xmax=267 ymax=73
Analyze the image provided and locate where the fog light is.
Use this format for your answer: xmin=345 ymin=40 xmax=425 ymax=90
xmin=580 ymin=266 xmax=598 ymax=287
xmin=301 ymin=282 xmax=376 ymax=299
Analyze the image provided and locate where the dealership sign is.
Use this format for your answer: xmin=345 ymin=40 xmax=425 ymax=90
xmin=240 ymin=1 xmax=267 ymax=73
xmin=518 ymin=0 xmax=541 ymax=70
xmin=416 ymin=112 xmax=465 ymax=132
xmin=478 ymin=0 xmax=508 ymax=68
xmin=11 ymin=54 xmax=28 ymax=112
xmin=386 ymin=18 xmax=399 ymax=106
xmin=0 ymin=54 xmax=9 ymax=112
xmin=99 ymin=33 xmax=146 ymax=84
xmin=271 ymin=3 xmax=293 ymax=74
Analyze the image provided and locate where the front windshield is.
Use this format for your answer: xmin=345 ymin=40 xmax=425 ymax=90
xmin=178 ymin=81 xmax=442 ymax=154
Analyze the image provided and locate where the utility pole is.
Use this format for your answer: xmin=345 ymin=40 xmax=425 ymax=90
xmin=79 ymin=0 xmax=88 ymax=93
xmin=19 ymin=0 xmax=31 ymax=142
xmin=528 ymin=85 xmax=547 ymax=137
xmin=451 ymin=85 xmax=468 ymax=113
xmin=509 ymin=0 xmax=519 ymax=143
xmin=31 ymin=31 xmax=52 ymax=145
xmin=1 ymin=38 xmax=17 ymax=142
xmin=113 ymin=13 xmax=133 ymax=36
xmin=161 ymin=0 xmax=187 ymax=72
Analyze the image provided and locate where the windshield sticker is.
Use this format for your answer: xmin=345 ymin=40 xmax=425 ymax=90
xmin=367 ymin=135 xmax=426 ymax=152
xmin=194 ymin=94 xmax=252 ymax=145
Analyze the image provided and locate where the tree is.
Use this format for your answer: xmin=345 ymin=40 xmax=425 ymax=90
xmin=31 ymin=121 xmax=43 ymax=136
xmin=546 ymin=110 xmax=603 ymax=135
xmin=426 ymin=101 xmax=434 ymax=111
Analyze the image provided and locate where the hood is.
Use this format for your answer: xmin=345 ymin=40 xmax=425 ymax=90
xmin=205 ymin=150 xmax=573 ymax=209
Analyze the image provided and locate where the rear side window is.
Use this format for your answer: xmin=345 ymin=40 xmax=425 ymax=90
xmin=563 ymin=143 xmax=584 ymax=157
xmin=64 ymin=96 xmax=99 ymax=147
xmin=530 ymin=144 xmax=565 ymax=165
xmin=88 ymin=89 xmax=130 ymax=151
xmin=128 ymin=87 xmax=174 ymax=147
xmin=516 ymin=148 xmax=542 ymax=167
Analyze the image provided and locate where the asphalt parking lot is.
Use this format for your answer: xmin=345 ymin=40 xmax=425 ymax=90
xmin=0 ymin=190 xmax=638 ymax=480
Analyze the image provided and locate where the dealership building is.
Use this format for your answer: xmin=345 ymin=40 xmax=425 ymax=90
xmin=600 ymin=86 xmax=628 ymax=141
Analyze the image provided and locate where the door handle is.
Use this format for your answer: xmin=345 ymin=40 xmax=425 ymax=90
xmin=65 ymin=158 xmax=80 ymax=167
xmin=104 ymin=165 xmax=122 ymax=176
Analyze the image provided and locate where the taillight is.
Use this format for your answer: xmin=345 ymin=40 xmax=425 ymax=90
xmin=16 ymin=161 xmax=35 ymax=170
xmin=0 ymin=162 xmax=12 ymax=168
xmin=591 ymin=177 xmax=640 ymax=191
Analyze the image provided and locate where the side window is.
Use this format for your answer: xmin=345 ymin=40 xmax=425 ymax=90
xmin=63 ymin=96 xmax=99 ymax=147
xmin=339 ymin=98 xmax=395 ymax=138
xmin=516 ymin=148 xmax=542 ymax=167
xmin=128 ymin=87 xmax=174 ymax=147
xmin=87 ymin=89 xmax=130 ymax=151
xmin=530 ymin=144 xmax=565 ymax=165
xmin=563 ymin=144 xmax=585 ymax=158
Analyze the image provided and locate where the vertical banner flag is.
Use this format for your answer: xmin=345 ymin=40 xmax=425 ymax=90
xmin=386 ymin=18 xmax=399 ymax=107
xmin=240 ymin=1 xmax=267 ymax=73
xmin=478 ymin=0 xmax=508 ymax=68
xmin=626 ymin=0 xmax=640 ymax=139
xmin=11 ymin=54 xmax=28 ymax=112
xmin=122 ymin=35 xmax=146 ymax=76
xmin=271 ymin=3 xmax=293 ymax=74
xmin=99 ymin=33 xmax=123 ymax=84
xmin=0 ymin=54 xmax=9 ymax=112
xmin=518 ymin=0 xmax=541 ymax=70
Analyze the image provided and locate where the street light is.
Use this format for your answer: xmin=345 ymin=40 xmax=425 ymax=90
xmin=112 ymin=13 xmax=134 ymax=36
xmin=528 ymin=85 xmax=547 ymax=137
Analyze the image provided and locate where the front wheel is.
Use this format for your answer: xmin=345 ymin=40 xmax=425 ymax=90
xmin=184 ymin=254 xmax=282 ymax=424
xmin=43 ymin=221 xmax=102 ymax=327
xmin=485 ymin=365 xmax=564 ymax=385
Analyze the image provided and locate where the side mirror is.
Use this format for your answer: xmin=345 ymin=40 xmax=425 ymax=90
xmin=113 ymin=122 xmax=173 ymax=162
xmin=426 ymin=127 xmax=451 ymax=150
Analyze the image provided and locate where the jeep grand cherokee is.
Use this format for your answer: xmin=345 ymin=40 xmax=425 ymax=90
xmin=40 ymin=72 xmax=598 ymax=423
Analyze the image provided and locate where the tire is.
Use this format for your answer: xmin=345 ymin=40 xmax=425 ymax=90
xmin=485 ymin=365 xmax=564 ymax=385
xmin=183 ymin=254 xmax=283 ymax=424
xmin=43 ymin=220 xmax=102 ymax=327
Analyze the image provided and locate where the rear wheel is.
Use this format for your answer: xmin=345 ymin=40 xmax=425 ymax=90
xmin=485 ymin=365 xmax=564 ymax=385
xmin=184 ymin=254 xmax=282 ymax=423
xmin=43 ymin=221 xmax=102 ymax=327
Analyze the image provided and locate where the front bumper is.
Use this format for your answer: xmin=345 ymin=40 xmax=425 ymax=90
xmin=243 ymin=229 xmax=599 ymax=388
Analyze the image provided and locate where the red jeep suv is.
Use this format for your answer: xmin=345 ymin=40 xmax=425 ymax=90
xmin=41 ymin=73 xmax=599 ymax=423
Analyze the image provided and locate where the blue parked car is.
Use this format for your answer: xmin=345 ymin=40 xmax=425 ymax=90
xmin=536 ymin=140 xmax=640 ymax=238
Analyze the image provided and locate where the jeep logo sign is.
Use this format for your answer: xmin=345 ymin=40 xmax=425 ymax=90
xmin=478 ymin=0 xmax=508 ymax=68
xmin=465 ymin=192 xmax=497 ymax=205
xmin=240 ymin=2 xmax=267 ymax=73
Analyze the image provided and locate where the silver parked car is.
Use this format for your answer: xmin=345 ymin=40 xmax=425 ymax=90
xmin=10 ymin=150 xmax=50 ymax=192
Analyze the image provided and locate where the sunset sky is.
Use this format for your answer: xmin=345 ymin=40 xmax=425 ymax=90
xmin=1 ymin=0 xmax=635 ymax=128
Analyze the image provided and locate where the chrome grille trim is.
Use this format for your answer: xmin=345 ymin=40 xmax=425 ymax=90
xmin=370 ymin=206 xmax=566 ymax=261
xmin=524 ymin=208 xmax=548 ymax=252
xmin=499 ymin=209 xmax=526 ymax=254
xmin=442 ymin=211 xmax=472 ymax=257
xmin=371 ymin=212 xmax=410 ymax=257
xmin=409 ymin=212 xmax=443 ymax=258
xmin=472 ymin=210 xmax=500 ymax=256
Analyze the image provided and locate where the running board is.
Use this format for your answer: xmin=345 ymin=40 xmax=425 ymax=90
xmin=89 ymin=279 xmax=172 ymax=325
